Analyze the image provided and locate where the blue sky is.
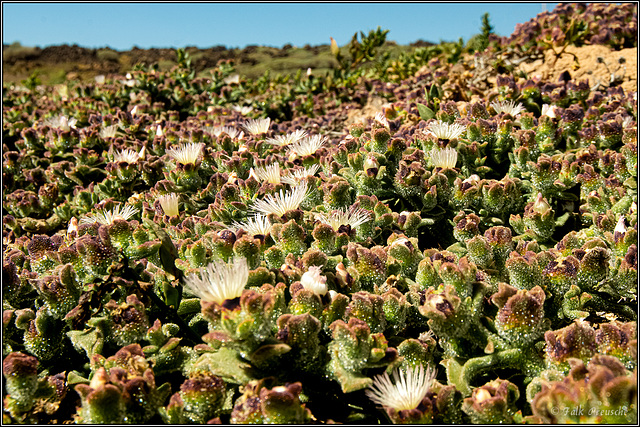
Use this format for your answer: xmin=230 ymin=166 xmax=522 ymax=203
xmin=3 ymin=2 xmax=558 ymax=50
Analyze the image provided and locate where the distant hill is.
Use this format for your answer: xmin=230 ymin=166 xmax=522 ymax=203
xmin=2 ymin=40 xmax=435 ymax=85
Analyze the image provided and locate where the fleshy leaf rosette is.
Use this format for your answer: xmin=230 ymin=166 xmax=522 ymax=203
xmin=544 ymin=320 xmax=598 ymax=371
xmin=491 ymin=284 xmax=549 ymax=347
xmin=161 ymin=373 xmax=230 ymax=424
xmin=75 ymin=344 xmax=171 ymax=424
xmin=529 ymin=355 xmax=637 ymax=424
xmin=230 ymin=378 xmax=313 ymax=424
xmin=2 ymin=352 xmax=39 ymax=415
xmin=462 ymin=378 xmax=521 ymax=424
xmin=327 ymin=318 xmax=398 ymax=393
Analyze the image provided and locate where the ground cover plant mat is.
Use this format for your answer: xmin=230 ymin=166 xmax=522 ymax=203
xmin=2 ymin=3 xmax=638 ymax=424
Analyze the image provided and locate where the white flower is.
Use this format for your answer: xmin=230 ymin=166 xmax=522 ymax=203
xmin=94 ymin=75 xmax=106 ymax=85
xmin=80 ymin=204 xmax=138 ymax=225
xmin=287 ymin=134 xmax=327 ymax=158
xmin=242 ymin=118 xmax=271 ymax=135
xmin=251 ymin=182 xmax=308 ymax=217
xmin=205 ymin=125 xmax=244 ymax=140
xmin=621 ymin=116 xmax=634 ymax=129
xmin=99 ymin=124 xmax=119 ymax=139
xmin=430 ymin=147 xmax=458 ymax=169
xmin=541 ymin=104 xmax=558 ymax=119
xmin=264 ymin=129 xmax=308 ymax=146
xmin=231 ymin=214 xmax=272 ymax=236
xmin=232 ymin=105 xmax=254 ymax=115
xmin=43 ymin=115 xmax=77 ymax=131
xmin=281 ymin=164 xmax=320 ymax=185
xmin=463 ymin=174 xmax=482 ymax=186
xmin=223 ymin=73 xmax=240 ymax=85
xmin=614 ymin=216 xmax=626 ymax=235
xmin=315 ymin=206 xmax=371 ymax=231
xmin=391 ymin=237 xmax=410 ymax=248
xmin=120 ymin=76 xmax=136 ymax=87
xmin=365 ymin=364 xmax=437 ymax=411
xmin=427 ymin=120 xmax=466 ymax=140
xmin=112 ymin=146 xmax=145 ymax=164
xmin=166 ymin=142 xmax=204 ymax=165
xmin=67 ymin=217 xmax=79 ymax=237
xmin=158 ymin=193 xmax=180 ymax=216
xmin=490 ymin=100 xmax=525 ymax=117
xmin=374 ymin=111 xmax=390 ymax=128
xmin=155 ymin=125 xmax=164 ymax=137
xmin=250 ymin=163 xmax=282 ymax=184
xmin=183 ymin=257 xmax=249 ymax=304
xmin=300 ymin=266 xmax=328 ymax=296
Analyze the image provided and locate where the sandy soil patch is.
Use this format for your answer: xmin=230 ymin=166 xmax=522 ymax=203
xmin=516 ymin=44 xmax=637 ymax=95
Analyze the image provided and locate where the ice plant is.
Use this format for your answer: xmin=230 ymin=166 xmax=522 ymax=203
xmin=490 ymin=100 xmax=525 ymax=116
xmin=281 ymin=164 xmax=320 ymax=185
xmin=427 ymin=120 xmax=466 ymax=140
xmin=242 ymin=118 xmax=271 ymax=135
xmin=300 ymin=266 xmax=328 ymax=296
xmin=287 ymin=134 xmax=327 ymax=157
xmin=374 ymin=111 xmax=390 ymax=128
xmin=223 ymin=73 xmax=240 ymax=85
xmin=112 ymin=147 xmax=145 ymax=164
xmin=205 ymin=125 xmax=244 ymax=140
xmin=532 ymin=192 xmax=552 ymax=215
xmin=43 ymin=115 xmax=77 ymax=131
xmin=365 ymin=364 xmax=436 ymax=410
xmin=541 ymin=104 xmax=559 ymax=118
xmin=265 ymin=129 xmax=308 ymax=146
xmin=99 ymin=124 xmax=119 ymax=139
xmin=79 ymin=204 xmax=138 ymax=225
xmin=182 ymin=257 xmax=249 ymax=304
xmin=231 ymin=214 xmax=272 ymax=236
xmin=430 ymin=147 xmax=458 ymax=169
xmin=157 ymin=193 xmax=180 ymax=217
xmin=251 ymin=182 xmax=308 ymax=216
xmin=232 ymin=105 xmax=254 ymax=115
xmin=315 ymin=206 xmax=371 ymax=231
xmin=249 ymin=163 xmax=282 ymax=184
xmin=3 ymin=5 xmax=639 ymax=423
xmin=120 ymin=73 xmax=136 ymax=87
xmin=166 ymin=142 xmax=204 ymax=165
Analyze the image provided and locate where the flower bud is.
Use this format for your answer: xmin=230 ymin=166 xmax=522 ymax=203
xmin=523 ymin=193 xmax=555 ymax=241
xmin=462 ymin=379 xmax=520 ymax=424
